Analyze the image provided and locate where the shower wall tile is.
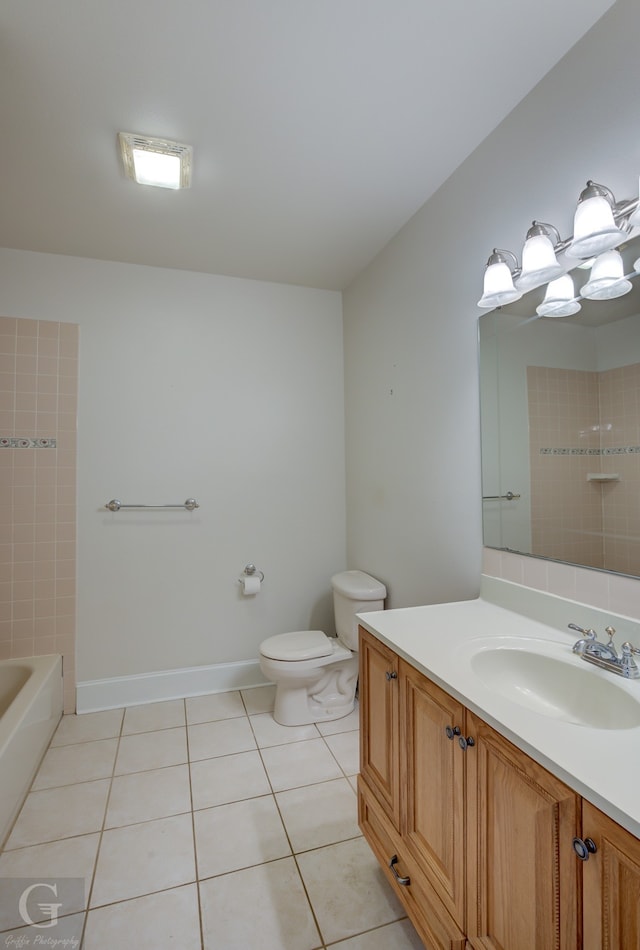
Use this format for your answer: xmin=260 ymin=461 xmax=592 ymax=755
xmin=527 ymin=362 xmax=640 ymax=577
xmin=0 ymin=316 xmax=78 ymax=711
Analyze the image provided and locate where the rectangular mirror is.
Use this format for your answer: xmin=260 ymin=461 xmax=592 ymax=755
xmin=479 ymin=236 xmax=640 ymax=578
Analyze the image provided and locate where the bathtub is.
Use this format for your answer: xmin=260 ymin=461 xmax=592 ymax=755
xmin=0 ymin=655 xmax=63 ymax=848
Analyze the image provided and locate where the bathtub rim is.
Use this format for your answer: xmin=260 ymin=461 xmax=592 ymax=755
xmin=0 ymin=654 xmax=64 ymax=849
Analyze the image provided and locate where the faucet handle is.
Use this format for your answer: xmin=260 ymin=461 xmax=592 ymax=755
xmin=622 ymin=641 xmax=640 ymax=656
xmin=605 ymin=626 xmax=617 ymax=654
xmin=621 ymin=642 xmax=640 ymax=678
xmin=568 ymin=624 xmax=596 ymax=639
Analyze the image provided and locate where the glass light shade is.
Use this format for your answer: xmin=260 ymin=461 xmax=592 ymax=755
xmin=580 ymin=250 xmax=632 ymax=300
xmin=516 ymin=233 xmax=563 ymax=291
xmin=477 ymin=261 xmax=523 ymax=308
xmin=536 ymin=275 xmax=580 ymax=317
xmin=132 ymin=149 xmax=181 ymax=189
xmin=567 ymin=195 xmax=626 ymax=258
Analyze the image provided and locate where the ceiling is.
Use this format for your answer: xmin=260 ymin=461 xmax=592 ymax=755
xmin=0 ymin=1 xmax=615 ymax=291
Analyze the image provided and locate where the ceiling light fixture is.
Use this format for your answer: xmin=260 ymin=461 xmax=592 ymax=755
xmin=118 ymin=132 xmax=192 ymax=190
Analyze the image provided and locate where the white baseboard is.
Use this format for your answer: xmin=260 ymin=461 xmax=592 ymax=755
xmin=76 ymin=659 xmax=270 ymax=714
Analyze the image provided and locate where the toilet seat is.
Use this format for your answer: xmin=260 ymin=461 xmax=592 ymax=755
xmin=260 ymin=630 xmax=349 ymax=662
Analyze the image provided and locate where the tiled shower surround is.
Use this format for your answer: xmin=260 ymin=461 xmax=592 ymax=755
xmin=527 ymin=363 xmax=640 ymax=577
xmin=0 ymin=316 xmax=78 ymax=712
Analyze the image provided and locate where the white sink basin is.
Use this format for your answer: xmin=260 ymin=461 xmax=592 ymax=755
xmin=468 ymin=638 xmax=640 ymax=729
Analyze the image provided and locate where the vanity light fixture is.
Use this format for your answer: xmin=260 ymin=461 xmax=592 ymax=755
xmin=580 ymin=249 xmax=632 ymax=300
xmin=479 ymin=173 xmax=640 ymax=311
xmin=477 ymin=249 xmax=523 ymax=308
xmin=118 ymin=132 xmax=193 ymax=189
xmin=536 ymin=274 xmax=581 ymax=318
xmin=516 ymin=221 xmax=563 ymax=291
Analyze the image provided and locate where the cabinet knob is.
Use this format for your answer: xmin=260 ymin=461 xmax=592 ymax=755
xmin=458 ymin=735 xmax=475 ymax=751
xmin=445 ymin=725 xmax=461 ymax=740
xmin=388 ymin=854 xmax=411 ymax=886
xmin=385 ymin=670 xmax=398 ymax=681
xmin=572 ymin=836 xmax=597 ymax=861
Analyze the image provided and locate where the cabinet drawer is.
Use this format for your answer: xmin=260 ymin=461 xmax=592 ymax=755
xmin=358 ymin=778 xmax=466 ymax=950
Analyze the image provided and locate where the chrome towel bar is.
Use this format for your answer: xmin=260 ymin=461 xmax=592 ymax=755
xmin=105 ymin=498 xmax=200 ymax=511
xmin=482 ymin=491 xmax=521 ymax=501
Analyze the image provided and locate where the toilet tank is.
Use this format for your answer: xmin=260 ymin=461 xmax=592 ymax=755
xmin=331 ymin=570 xmax=386 ymax=650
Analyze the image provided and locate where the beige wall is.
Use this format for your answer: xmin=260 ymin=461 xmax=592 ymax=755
xmin=0 ymin=316 xmax=77 ymax=711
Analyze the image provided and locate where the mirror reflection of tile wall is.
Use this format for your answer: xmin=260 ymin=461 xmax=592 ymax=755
xmin=527 ymin=363 xmax=640 ymax=576
xmin=0 ymin=316 xmax=78 ymax=712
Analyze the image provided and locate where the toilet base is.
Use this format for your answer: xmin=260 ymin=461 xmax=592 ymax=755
xmin=269 ymin=655 xmax=359 ymax=727
xmin=273 ymin=688 xmax=356 ymax=726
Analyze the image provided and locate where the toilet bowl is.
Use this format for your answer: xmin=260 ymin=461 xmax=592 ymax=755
xmin=258 ymin=571 xmax=386 ymax=726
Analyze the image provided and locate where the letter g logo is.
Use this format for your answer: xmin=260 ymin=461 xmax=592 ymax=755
xmin=18 ymin=882 xmax=63 ymax=928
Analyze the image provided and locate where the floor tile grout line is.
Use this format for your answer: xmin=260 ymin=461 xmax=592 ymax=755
xmin=225 ymin=697 xmax=328 ymax=947
xmin=264 ymin=756 xmax=323 ymax=941
xmin=84 ymin=701 xmax=204 ymax=937
xmin=319 ymin=729 xmax=359 ymax=782
xmin=81 ymin=704 xmax=126 ymax=943
xmin=184 ymin=697 xmax=206 ymax=950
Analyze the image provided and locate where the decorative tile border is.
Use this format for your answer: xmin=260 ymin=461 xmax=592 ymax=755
xmin=0 ymin=437 xmax=57 ymax=448
xmin=540 ymin=446 xmax=640 ymax=456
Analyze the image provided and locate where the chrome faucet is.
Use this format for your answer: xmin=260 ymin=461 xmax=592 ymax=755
xmin=568 ymin=623 xmax=640 ymax=679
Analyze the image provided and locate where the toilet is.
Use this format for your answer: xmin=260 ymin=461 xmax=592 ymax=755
xmin=258 ymin=570 xmax=386 ymax=726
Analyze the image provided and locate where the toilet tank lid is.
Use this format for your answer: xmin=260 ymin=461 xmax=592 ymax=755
xmin=330 ymin=570 xmax=387 ymax=601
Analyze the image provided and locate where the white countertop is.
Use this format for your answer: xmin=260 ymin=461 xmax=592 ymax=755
xmin=357 ymin=581 xmax=640 ymax=838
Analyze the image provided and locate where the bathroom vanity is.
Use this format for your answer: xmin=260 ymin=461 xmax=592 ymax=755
xmin=357 ymin=578 xmax=640 ymax=950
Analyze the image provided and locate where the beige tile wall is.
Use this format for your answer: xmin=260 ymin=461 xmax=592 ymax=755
xmin=527 ymin=362 xmax=640 ymax=577
xmin=0 ymin=316 xmax=78 ymax=712
xmin=527 ymin=366 xmax=603 ymax=568
xmin=482 ymin=546 xmax=640 ymax=621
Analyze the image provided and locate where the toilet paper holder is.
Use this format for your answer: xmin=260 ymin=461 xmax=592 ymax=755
xmin=238 ymin=563 xmax=265 ymax=585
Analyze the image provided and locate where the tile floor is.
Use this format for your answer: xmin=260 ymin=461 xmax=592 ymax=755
xmin=0 ymin=686 xmax=424 ymax=949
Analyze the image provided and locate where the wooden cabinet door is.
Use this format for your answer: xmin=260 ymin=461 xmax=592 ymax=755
xmin=465 ymin=712 xmax=580 ymax=950
xmin=582 ymin=800 xmax=640 ymax=950
xmin=359 ymin=626 xmax=400 ymax=829
xmin=401 ymin=660 xmax=466 ymax=928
